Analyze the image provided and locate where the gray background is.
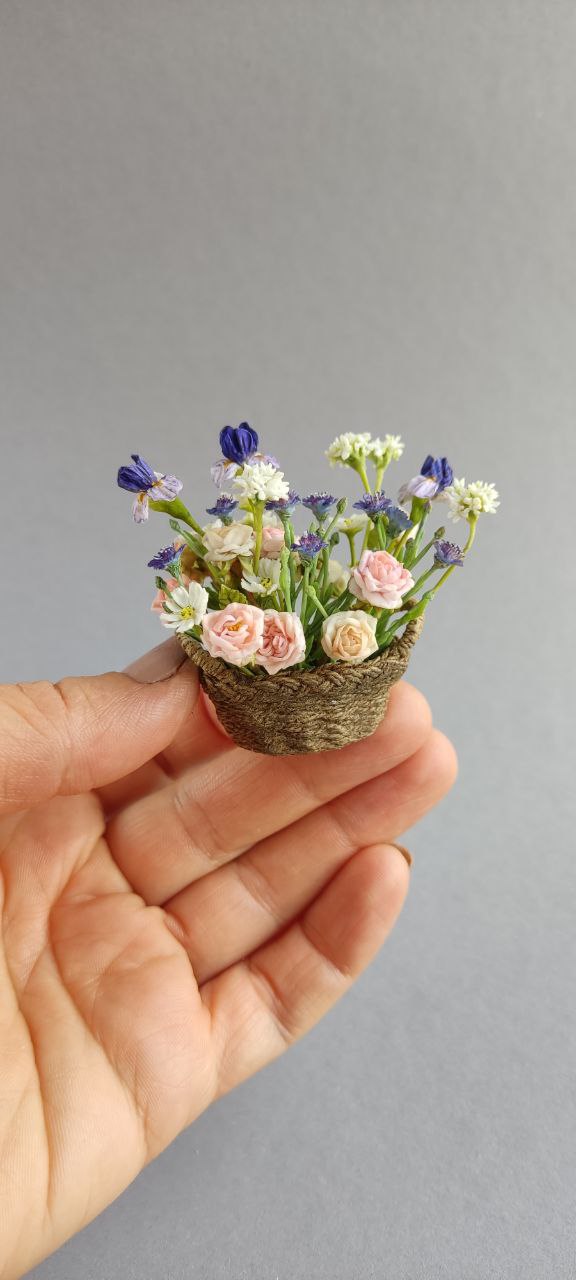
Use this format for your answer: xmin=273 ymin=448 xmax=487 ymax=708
xmin=1 ymin=2 xmax=574 ymax=1277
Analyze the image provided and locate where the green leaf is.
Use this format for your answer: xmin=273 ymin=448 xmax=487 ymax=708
xmin=218 ymin=584 xmax=248 ymax=606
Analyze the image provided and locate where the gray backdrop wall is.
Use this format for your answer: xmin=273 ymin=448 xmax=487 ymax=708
xmin=1 ymin=3 xmax=574 ymax=1277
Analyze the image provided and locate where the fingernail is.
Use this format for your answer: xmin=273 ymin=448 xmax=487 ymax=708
xmin=123 ymin=638 xmax=187 ymax=684
xmin=391 ymin=842 xmax=413 ymax=868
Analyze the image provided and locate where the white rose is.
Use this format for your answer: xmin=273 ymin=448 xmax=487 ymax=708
xmin=203 ymin=519 xmax=256 ymax=562
xmin=233 ymin=462 xmax=290 ymax=503
xmin=321 ymin=609 xmax=379 ymax=664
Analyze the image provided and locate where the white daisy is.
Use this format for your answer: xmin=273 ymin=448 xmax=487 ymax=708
xmin=445 ymin=478 xmax=500 ymax=521
xmin=160 ymin=582 xmax=209 ymax=633
xmin=241 ymin=558 xmax=282 ymax=595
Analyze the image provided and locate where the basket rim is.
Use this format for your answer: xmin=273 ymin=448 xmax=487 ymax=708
xmin=178 ymin=614 xmax=424 ymax=691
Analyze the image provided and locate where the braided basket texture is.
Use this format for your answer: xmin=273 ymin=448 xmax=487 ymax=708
xmin=178 ymin=616 xmax=424 ymax=754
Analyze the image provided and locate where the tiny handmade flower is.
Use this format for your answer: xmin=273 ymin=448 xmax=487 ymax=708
xmin=321 ymin=610 xmax=379 ymax=664
xmin=335 ymin=511 xmax=370 ymax=535
xmin=233 ymin=461 xmax=290 ymax=504
xmin=117 ymin=454 xmax=183 ymax=523
xmin=206 ymin=494 xmax=238 ymax=521
xmin=398 ymin=474 xmax=441 ymax=503
xmin=211 ymin=459 xmax=239 ymax=489
xmin=368 ymin=434 xmax=405 ymax=463
xmin=260 ymin=525 xmax=285 ymax=558
xmin=327 ymin=559 xmax=349 ymax=595
xmin=159 ymin=582 xmax=209 ymax=633
xmin=219 ymin=423 xmax=259 ymax=465
xmin=201 ymin=602 xmax=265 ymax=665
xmin=350 ymin=549 xmax=415 ymax=609
xmin=241 ymin=558 xmax=282 ymax=595
xmin=384 ymin=505 xmax=414 ymax=535
xmin=445 ymin=479 xmax=500 ymax=520
xmin=255 ymin=610 xmax=307 ymax=674
xmin=434 ymin=539 xmax=464 ymax=567
xmin=302 ymin=492 xmax=337 ymax=520
xmin=147 ymin=543 xmax=185 ymax=570
xmin=326 ymin=432 xmax=372 ymax=465
xmin=292 ymin=532 xmax=328 ymax=560
xmin=203 ymin=519 xmax=256 ymax=562
xmin=265 ymin=491 xmax=300 ymax=513
xmin=353 ymin=491 xmax=392 ymax=518
xmin=420 ymin=455 xmax=454 ymax=492
xmin=151 ymin=577 xmax=179 ymax=613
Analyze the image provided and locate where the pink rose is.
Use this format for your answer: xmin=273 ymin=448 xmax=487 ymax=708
xmin=255 ymin=610 xmax=306 ymax=674
xmin=260 ymin=525 xmax=285 ymax=558
xmin=349 ymin=549 xmax=414 ymax=609
xmin=151 ymin=577 xmax=179 ymax=613
xmin=201 ymin=602 xmax=264 ymax=666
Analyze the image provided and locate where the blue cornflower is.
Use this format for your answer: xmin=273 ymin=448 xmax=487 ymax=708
xmin=421 ymin=455 xmax=454 ymax=492
xmin=266 ymin=491 xmax=300 ymax=513
xmin=353 ymin=491 xmax=392 ymax=518
xmin=434 ymin=539 xmax=464 ymax=567
xmin=147 ymin=543 xmax=185 ymax=570
xmin=219 ymin=423 xmax=259 ymax=465
xmin=384 ymin=505 xmax=414 ymax=535
xmin=117 ymin=454 xmax=183 ymax=523
xmin=292 ymin=533 xmax=328 ymax=560
xmin=206 ymin=493 xmax=238 ymax=519
xmin=302 ymin=492 xmax=337 ymax=520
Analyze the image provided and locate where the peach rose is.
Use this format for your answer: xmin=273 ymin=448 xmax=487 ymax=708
xmin=321 ymin=610 xmax=379 ymax=664
xmin=349 ymin=549 xmax=414 ymax=610
xmin=255 ymin=610 xmax=306 ymax=675
xmin=203 ymin=520 xmax=256 ymax=562
xmin=260 ymin=525 xmax=285 ymax=558
xmin=201 ymin=602 xmax=264 ymax=665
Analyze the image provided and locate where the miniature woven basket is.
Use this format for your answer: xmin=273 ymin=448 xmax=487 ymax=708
xmin=178 ymin=615 xmax=424 ymax=755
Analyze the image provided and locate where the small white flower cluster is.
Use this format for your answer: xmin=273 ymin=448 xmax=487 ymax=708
xmin=326 ymin=430 xmax=405 ymax=469
xmin=233 ymin=461 xmax=290 ymax=503
xmin=445 ymin=479 xmax=500 ymax=521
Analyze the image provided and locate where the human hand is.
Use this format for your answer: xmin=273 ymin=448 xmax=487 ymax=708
xmin=0 ymin=639 xmax=456 ymax=1278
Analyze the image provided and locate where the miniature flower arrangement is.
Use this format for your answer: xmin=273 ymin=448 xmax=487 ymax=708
xmin=117 ymin=426 xmax=498 ymax=754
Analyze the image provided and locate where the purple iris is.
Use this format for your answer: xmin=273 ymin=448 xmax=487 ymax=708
xmin=384 ymin=505 xmax=414 ymax=534
xmin=206 ymin=493 xmax=238 ymax=519
xmin=219 ymin=423 xmax=259 ymax=465
xmin=421 ymin=455 xmax=454 ymax=492
xmin=117 ymin=454 xmax=183 ymax=523
xmin=266 ymin=491 xmax=300 ymax=513
xmin=292 ymin=533 xmax=328 ymax=560
xmin=147 ymin=543 xmax=185 ymax=570
xmin=353 ymin=491 xmax=392 ymax=518
xmin=434 ymin=539 xmax=464 ymax=567
xmin=302 ymin=492 xmax=337 ymax=520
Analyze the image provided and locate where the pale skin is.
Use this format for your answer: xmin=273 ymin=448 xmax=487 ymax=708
xmin=0 ymin=639 xmax=457 ymax=1278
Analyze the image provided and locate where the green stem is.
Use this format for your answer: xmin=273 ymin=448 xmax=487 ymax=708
xmin=252 ymin=501 xmax=264 ymax=570
xmin=306 ymin=584 xmax=328 ymax=618
xmin=300 ymin=565 xmax=311 ymax=626
xmin=149 ymin=497 xmax=204 ymax=537
xmin=345 ymin=531 xmax=357 ymax=566
xmin=375 ymin=519 xmax=387 ymax=550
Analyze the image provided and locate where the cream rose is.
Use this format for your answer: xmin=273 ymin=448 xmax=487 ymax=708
xmin=201 ymin=603 xmax=264 ymax=665
xmin=321 ymin=610 xmax=379 ymax=664
xmin=203 ymin=519 xmax=256 ymax=562
xmin=349 ymin=549 xmax=414 ymax=610
xmin=255 ymin=610 xmax=306 ymax=674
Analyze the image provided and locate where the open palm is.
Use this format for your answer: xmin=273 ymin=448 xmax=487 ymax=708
xmin=0 ymin=640 xmax=456 ymax=1278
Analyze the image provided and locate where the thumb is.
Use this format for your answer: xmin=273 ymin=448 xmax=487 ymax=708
xmin=0 ymin=638 xmax=198 ymax=814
